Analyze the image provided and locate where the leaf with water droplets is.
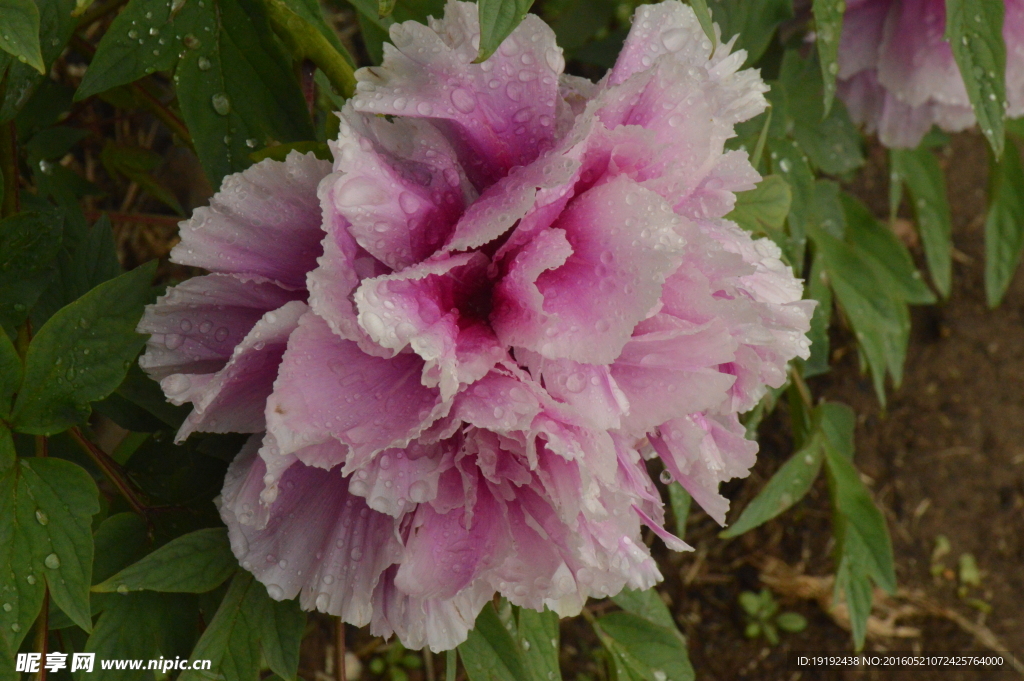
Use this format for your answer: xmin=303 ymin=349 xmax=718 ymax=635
xmin=517 ymin=607 xmax=561 ymax=681
xmin=984 ymin=137 xmax=1024 ymax=306
xmin=889 ymin=147 xmax=953 ymax=298
xmin=459 ymin=601 xmax=528 ymax=681
xmin=811 ymin=0 xmax=843 ymax=115
xmin=710 ymin=0 xmax=792 ymax=67
xmin=178 ymin=571 xmax=305 ymax=681
xmin=475 ymin=0 xmax=535 ymax=63
xmin=0 ymin=209 xmax=64 ymax=338
xmin=0 ymin=0 xmax=45 ymax=74
xmin=0 ymin=457 xmax=100 ymax=648
xmin=93 ymin=527 xmax=235 ymax=594
xmin=593 ymin=611 xmax=694 ymax=681
xmin=175 ymin=0 xmax=314 ymax=189
xmin=74 ymin=0 xmax=206 ymax=101
xmin=721 ymin=429 xmax=825 ymax=538
xmin=946 ymin=0 xmax=1006 ymax=158
xmin=11 ymin=261 xmax=156 ymax=435
xmin=100 ymin=142 xmax=185 ymax=216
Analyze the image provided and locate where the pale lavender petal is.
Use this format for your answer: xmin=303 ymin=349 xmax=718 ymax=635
xmin=173 ymin=301 xmax=307 ymax=441
xmin=493 ymin=175 xmax=686 ymax=364
xmin=352 ymin=0 xmax=565 ymax=188
xmin=171 ymin=152 xmax=331 ymax=288
xmin=324 ymin=108 xmax=472 ymax=270
xmin=219 ymin=440 xmax=403 ymax=626
xmin=347 ymin=440 xmax=456 ymax=517
xmin=138 ymin=274 xmax=303 ymax=380
xmin=265 ymin=312 xmax=446 ymax=470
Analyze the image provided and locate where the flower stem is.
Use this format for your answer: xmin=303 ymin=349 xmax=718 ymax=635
xmin=69 ymin=427 xmax=149 ymax=516
xmin=262 ymin=0 xmax=357 ymax=99
xmin=445 ymin=649 xmax=456 ymax=681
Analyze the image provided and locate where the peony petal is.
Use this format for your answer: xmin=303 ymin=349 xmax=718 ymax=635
xmin=609 ymin=0 xmax=716 ymax=87
xmin=173 ymin=301 xmax=307 ymax=441
xmin=354 ymin=253 xmax=504 ymax=399
xmin=347 ymin=440 xmax=456 ymax=517
xmin=307 ymin=198 xmax=392 ymax=356
xmin=876 ymin=0 xmax=968 ymax=109
xmin=611 ymin=317 xmax=738 ymax=436
xmin=649 ymin=411 xmax=758 ymax=525
xmin=352 ymin=0 xmax=565 ymax=188
xmin=265 ymin=312 xmax=446 ymax=470
xmin=138 ymin=274 xmax=303 ymax=381
xmin=837 ymin=0 xmax=890 ymax=79
xmin=171 ymin=152 xmax=331 ymax=288
xmin=219 ymin=440 xmax=403 ymax=626
xmin=395 ymin=479 xmax=512 ymax=600
xmin=324 ymin=108 xmax=472 ymax=270
xmin=517 ymin=351 xmax=629 ymax=431
xmin=493 ymin=175 xmax=686 ymax=364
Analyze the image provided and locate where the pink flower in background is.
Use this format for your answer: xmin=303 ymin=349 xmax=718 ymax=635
xmin=139 ymin=0 xmax=813 ymax=651
xmin=837 ymin=0 xmax=1024 ymax=148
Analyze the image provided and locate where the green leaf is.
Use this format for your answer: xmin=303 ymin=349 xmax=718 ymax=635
xmin=179 ymin=572 xmax=301 ymax=681
xmin=775 ymin=611 xmax=807 ymax=632
xmin=0 ymin=458 xmax=100 ymax=644
xmin=816 ymin=401 xmax=855 ymax=460
xmin=0 ymin=209 xmax=64 ymax=337
xmin=0 ymin=425 xmax=13 ymax=473
xmin=946 ymin=0 xmax=1006 ymax=158
xmin=175 ymin=0 xmax=315 ymax=189
xmin=721 ymin=434 xmax=824 ymax=537
xmin=769 ymin=138 xmax=814 ymax=266
xmin=516 ymin=608 xmax=560 ymax=681
xmin=667 ymin=482 xmax=691 ymax=539
xmin=260 ymin=595 xmax=306 ymax=681
xmin=824 ymin=443 xmax=896 ymax=594
xmin=100 ymin=143 xmax=184 ymax=215
xmin=30 ymin=214 xmax=122 ymax=330
xmin=459 ymin=601 xmax=527 ymax=681
xmin=889 ymin=148 xmax=953 ymax=297
xmin=984 ymin=140 xmax=1024 ymax=306
xmin=81 ymin=591 xmax=201 ymax=681
xmin=710 ymin=0 xmax=793 ymax=66
xmin=0 ymin=330 xmax=21 ymax=419
xmin=11 ymin=262 xmax=157 ymax=435
xmin=0 ymin=0 xmax=45 ymax=74
xmin=812 ymin=229 xmax=909 ymax=404
xmin=93 ymin=528 xmax=235 ymax=594
xmin=833 ymin=532 xmax=874 ymax=650
xmin=726 ymin=175 xmax=792 ymax=241
xmin=75 ymin=0 xmax=204 ymax=100
xmin=1 ymin=0 xmax=86 ymax=122
xmin=475 ymin=0 xmax=534 ymax=63
xmin=800 ymin=251 xmax=831 ymax=377
xmin=811 ymin=0 xmax=843 ymax=114
xmin=778 ymin=49 xmax=864 ymax=175
xmin=688 ymin=0 xmax=715 ymax=51
xmin=23 ymin=126 xmax=89 ymax=161
xmin=612 ymin=589 xmax=676 ymax=630
xmin=840 ymin=192 xmax=936 ymax=305
xmin=596 ymin=612 xmax=694 ymax=681
xmin=91 ymin=512 xmax=150 ymax=586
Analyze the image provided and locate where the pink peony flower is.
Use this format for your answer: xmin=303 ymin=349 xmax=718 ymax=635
xmin=837 ymin=0 xmax=1024 ymax=148
xmin=139 ymin=0 xmax=813 ymax=651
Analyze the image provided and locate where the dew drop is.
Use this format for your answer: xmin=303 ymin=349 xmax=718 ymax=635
xmin=34 ymin=510 xmax=48 ymax=525
xmin=450 ymin=88 xmax=476 ymax=114
xmin=266 ymin=584 xmax=285 ymax=599
xmin=197 ymin=56 xmax=211 ymax=70
xmin=116 ymin=584 xmax=129 ymax=594
xmin=211 ymin=92 xmax=231 ymax=115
